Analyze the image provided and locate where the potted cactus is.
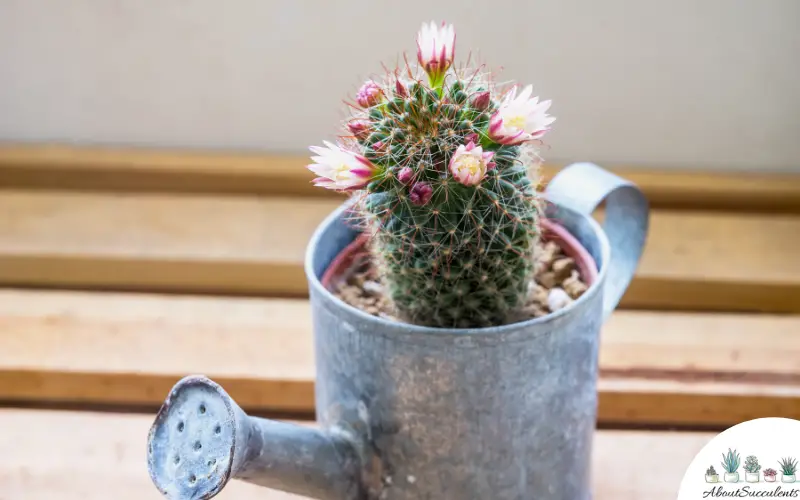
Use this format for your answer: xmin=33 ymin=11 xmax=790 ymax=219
xmin=146 ymin=21 xmax=649 ymax=500
xmin=744 ymin=455 xmax=761 ymax=483
xmin=311 ymin=51 xmax=560 ymax=327
xmin=706 ymin=465 xmax=720 ymax=483
xmin=722 ymin=448 xmax=741 ymax=483
xmin=780 ymin=457 xmax=798 ymax=483
xmin=764 ymin=468 xmax=778 ymax=483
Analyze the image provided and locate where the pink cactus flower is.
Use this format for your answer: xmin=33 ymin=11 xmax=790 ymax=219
xmin=397 ymin=166 xmax=414 ymax=185
xmin=416 ymin=21 xmax=455 ymax=85
xmin=356 ymin=80 xmax=383 ymax=108
xmin=308 ymin=141 xmax=380 ymax=191
xmin=488 ymin=84 xmax=555 ymax=145
xmin=347 ymin=119 xmax=371 ymax=139
xmin=449 ymin=141 xmax=495 ymax=186
xmin=409 ymin=182 xmax=433 ymax=206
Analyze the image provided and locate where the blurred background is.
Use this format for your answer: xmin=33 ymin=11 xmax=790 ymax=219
xmin=1 ymin=0 xmax=798 ymax=171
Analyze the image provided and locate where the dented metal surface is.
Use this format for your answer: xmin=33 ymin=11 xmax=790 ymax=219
xmin=146 ymin=163 xmax=649 ymax=499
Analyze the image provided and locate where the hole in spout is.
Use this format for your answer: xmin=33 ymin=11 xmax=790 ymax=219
xmin=174 ymin=455 xmax=180 ymax=465
xmin=199 ymin=404 xmax=206 ymax=414
xmin=208 ymin=458 xmax=216 ymax=467
xmin=194 ymin=441 xmax=202 ymax=451
xmin=214 ymin=425 xmax=221 ymax=435
xmin=189 ymin=474 xmax=197 ymax=484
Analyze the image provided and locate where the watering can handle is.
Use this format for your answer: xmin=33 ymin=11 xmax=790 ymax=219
xmin=545 ymin=163 xmax=649 ymax=321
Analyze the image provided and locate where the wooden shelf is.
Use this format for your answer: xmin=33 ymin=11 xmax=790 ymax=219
xmin=1 ymin=190 xmax=799 ymax=312
xmin=1 ymin=288 xmax=797 ymax=426
xmin=3 ymin=142 xmax=800 ymax=212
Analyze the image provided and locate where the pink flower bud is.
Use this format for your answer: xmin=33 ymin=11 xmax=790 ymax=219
xmin=409 ymin=182 xmax=433 ymax=206
xmin=471 ymin=91 xmax=491 ymax=111
xmin=464 ymin=132 xmax=479 ymax=144
xmin=356 ymin=80 xmax=383 ymax=108
xmin=397 ymin=166 xmax=414 ymax=185
xmin=395 ymin=79 xmax=409 ymax=98
xmin=347 ymin=120 xmax=371 ymax=139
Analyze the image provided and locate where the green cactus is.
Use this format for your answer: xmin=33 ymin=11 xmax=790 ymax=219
xmin=360 ymin=84 xmax=542 ymax=328
xmin=308 ymin=22 xmax=554 ymax=328
xmin=707 ymin=465 xmax=717 ymax=476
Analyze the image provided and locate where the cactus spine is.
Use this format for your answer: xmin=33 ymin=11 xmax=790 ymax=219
xmin=308 ymin=22 xmax=555 ymax=328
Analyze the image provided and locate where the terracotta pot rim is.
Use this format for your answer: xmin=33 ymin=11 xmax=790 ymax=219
xmin=320 ymin=219 xmax=599 ymax=325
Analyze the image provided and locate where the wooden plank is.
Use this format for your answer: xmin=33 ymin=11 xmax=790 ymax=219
xmin=0 ymin=289 xmax=798 ymax=426
xmin=0 ymin=408 xmax=710 ymax=499
xmin=1 ymin=190 xmax=799 ymax=312
xmin=2 ymin=143 xmax=800 ymax=212
xmin=0 ymin=191 xmax=335 ymax=296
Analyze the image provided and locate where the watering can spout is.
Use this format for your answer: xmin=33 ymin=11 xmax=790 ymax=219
xmin=147 ymin=375 xmax=362 ymax=500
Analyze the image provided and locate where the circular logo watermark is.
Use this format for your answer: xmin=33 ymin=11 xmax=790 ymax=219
xmin=678 ymin=418 xmax=800 ymax=499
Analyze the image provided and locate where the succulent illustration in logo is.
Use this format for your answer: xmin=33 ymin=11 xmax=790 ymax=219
xmin=705 ymin=465 xmax=720 ymax=483
xmin=721 ymin=448 xmax=741 ymax=483
xmin=764 ymin=468 xmax=778 ymax=483
xmin=779 ymin=457 xmax=798 ymax=483
xmin=744 ymin=455 xmax=761 ymax=483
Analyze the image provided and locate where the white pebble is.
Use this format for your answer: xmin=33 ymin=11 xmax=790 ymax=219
xmin=407 ymin=475 xmax=416 ymax=484
xmin=547 ymin=287 xmax=572 ymax=312
xmin=362 ymin=280 xmax=383 ymax=296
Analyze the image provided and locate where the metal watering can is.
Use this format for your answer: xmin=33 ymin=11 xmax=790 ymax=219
xmin=147 ymin=163 xmax=649 ymax=499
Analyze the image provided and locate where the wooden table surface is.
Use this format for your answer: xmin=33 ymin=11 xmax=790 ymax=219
xmin=0 ymin=143 xmax=798 ymax=499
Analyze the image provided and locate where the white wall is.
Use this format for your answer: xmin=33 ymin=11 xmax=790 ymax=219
xmin=1 ymin=0 xmax=798 ymax=171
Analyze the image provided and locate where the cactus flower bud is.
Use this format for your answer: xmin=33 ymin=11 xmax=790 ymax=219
xmin=356 ymin=80 xmax=384 ymax=108
xmin=409 ymin=182 xmax=433 ymax=206
xmin=464 ymin=132 xmax=479 ymax=144
xmin=448 ymin=141 xmax=495 ymax=186
xmin=397 ymin=166 xmax=414 ymax=185
xmin=488 ymin=84 xmax=555 ymax=145
xmin=347 ymin=120 xmax=371 ymax=139
xmin=470 ymin=91 xmax=491 ymax=111
xmin=395 ymin=79 xmax=409 ymax=98
xmin=308 ymin=141 xmax=380 ymax=191
xmin=416 ymin=21 xmax=455 ymax=87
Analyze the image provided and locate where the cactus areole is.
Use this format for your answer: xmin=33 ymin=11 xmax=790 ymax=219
xmin=147 ymin=21 xmax=650 ymax=500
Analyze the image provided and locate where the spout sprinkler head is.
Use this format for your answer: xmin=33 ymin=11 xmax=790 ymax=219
xmin=147 ymin=375 xmax=242 ymax=499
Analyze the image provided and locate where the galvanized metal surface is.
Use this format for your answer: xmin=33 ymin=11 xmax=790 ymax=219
xmin=147 ymin=375 xmax=363 ymax=500
xmin=147 ymin=162 xmax=649 ymax=499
